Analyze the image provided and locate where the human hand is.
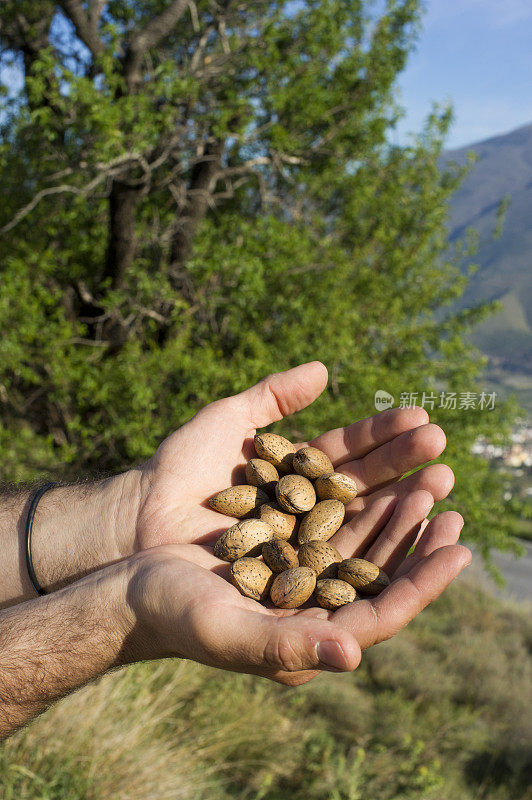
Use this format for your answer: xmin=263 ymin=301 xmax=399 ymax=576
xmin=5 ymin=360 xmax=454 ymax=606
xmin=122 ymin=504 xmax=470 ymax=685
xmin=113 ymin=360 xmax=470 ymax=684
xmin=125 ymin=361 xmax=456 ymax=559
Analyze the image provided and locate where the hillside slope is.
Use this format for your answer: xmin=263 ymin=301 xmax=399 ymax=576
xmin=445 ymin=123 xmax=532 ymax=376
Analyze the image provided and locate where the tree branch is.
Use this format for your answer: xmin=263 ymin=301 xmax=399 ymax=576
xmin=89 ymin=0 xmax=107 ymax=27
xmin=0 ymin=185 xmax=83 ymax=235
xmin=0 ymin=152 xmax=153 ymax=235
xmin=57 ymin=0 xmax=104 ymax=60
xmin=123 ymin=0 xmax=190 ymax=91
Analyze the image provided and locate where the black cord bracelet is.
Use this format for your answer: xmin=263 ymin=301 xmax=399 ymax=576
xmin=25 ymin=482 xmax=58 ymax=597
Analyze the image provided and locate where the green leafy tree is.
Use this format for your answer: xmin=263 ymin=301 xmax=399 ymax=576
xmin=0 ymin=0 xmax=519 ymax=556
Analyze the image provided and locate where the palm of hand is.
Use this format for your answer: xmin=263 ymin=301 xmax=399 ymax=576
xmin=135 ymin=396 xmax=258 ymax=550
xmin=136 ymin=374 xmax=449 ymax=558
xmin=131 ymin=364 xmax=471 ymax=684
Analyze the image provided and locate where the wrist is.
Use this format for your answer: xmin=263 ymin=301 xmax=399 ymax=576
xmin=28 ymin=469 xmax=144 ymax=592
xmin=101 ymin=554 xmax=146 ymax=668
xmin=117 ymin=546 xmax=187 ymax=665
xmin=31 ymin=553 xmax=151 ymax=670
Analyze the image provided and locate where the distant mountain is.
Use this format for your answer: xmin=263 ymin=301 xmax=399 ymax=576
xmin=444 ymin=123 xmax=532 ymax=377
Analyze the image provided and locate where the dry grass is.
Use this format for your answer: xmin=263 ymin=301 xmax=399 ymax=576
xmin=1 ymin=581 xmax=531 ymax=800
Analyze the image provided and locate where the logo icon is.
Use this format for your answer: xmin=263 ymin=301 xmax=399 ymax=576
xmin=374 ymin=390 xmax=394 ymax=411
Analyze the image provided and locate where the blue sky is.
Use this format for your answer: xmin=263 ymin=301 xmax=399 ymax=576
xmin=396 ymin=0 xmax=532 ymax=149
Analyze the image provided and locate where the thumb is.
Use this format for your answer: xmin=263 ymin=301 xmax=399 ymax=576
xmin=237 ymin=362 xmax=329 ymax=429
xmin=215 ymin=606 xmax=361 ymax=678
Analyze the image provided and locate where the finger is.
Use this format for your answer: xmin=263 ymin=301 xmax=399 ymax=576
xmin=199 ymin=603 xmax=361 ymax=677
xmin=309 ymin=406 xmax=429 ymax=464
xmin=330 ymin=465 xmax=453 ymax=555
xmin=347 ymin=463 xmax=455 ymax=513
xmin=393 ymin=510 xmax=464 ymax=579
xmin=364 ymin=490 xmax=434 ymax=575
xmin=334 ymin=544 xmax=472 ymax=650
xmin=330 ymin=494 xmax=399 ymax=557
xmin=340 ymin=423 xmax=447 ymax=494
xmin=235 ymin=362 xmax=329 ymax=429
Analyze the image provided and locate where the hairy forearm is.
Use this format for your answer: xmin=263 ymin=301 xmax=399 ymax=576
xmin=0 ymin=559 xmax=135 ymax=739
xmin=0 ymin=472 xmax=141 ymax=607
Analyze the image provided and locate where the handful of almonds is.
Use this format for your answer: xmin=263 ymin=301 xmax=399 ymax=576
xmin=209 ymin=433 xmax=389 ymax=609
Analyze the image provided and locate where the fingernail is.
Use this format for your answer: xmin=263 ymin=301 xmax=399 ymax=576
xmin=316 ymin=640 xmax=349 ymax=671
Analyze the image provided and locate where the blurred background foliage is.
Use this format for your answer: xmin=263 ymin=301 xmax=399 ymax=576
xmin=0 ymin=0 xmax=521 ymax=557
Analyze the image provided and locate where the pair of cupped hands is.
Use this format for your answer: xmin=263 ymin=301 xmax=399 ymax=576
xmin=127 ymin=362 xmax=471 ymax=685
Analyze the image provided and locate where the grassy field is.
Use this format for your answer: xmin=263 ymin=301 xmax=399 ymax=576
xmin=1 ymin=580 xmax=531 ymax=800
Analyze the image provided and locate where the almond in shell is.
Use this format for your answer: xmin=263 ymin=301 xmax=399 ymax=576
xmin=337 ymin=558 xmax=390 ymax=595
xmin=315 ymin=472 xmax=358 ymax=504
xmin=209 ymin=485 xmax=269 ymax=517
xmin=214 ymin=519 xmax=276 ymax=561
xmin=257 ymin=503 xmax=299 ymax=541
xmin=298 ymin=499 xmax=345 ymax=544
xmin=276 ymin=474 xmax=316 ymax=514
xmin=315 ymin=579 xmax=357 ymax=610
xmin=297 ymin=541 xmax=343 ymax=579
xmin=262 ymin=539 xmax=299 ymax=573
xmin=292 ymin=446 xmax=334 ymax=479
xmin=245 ymin=458 xmax=279 ymax=493
xmin=254 ymin=432 xmax=296 ymax=472
xmin=231 ymin=558 xmax=273 ymax=601
xmin=270 ymin=567 xmax=316 ymax=609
